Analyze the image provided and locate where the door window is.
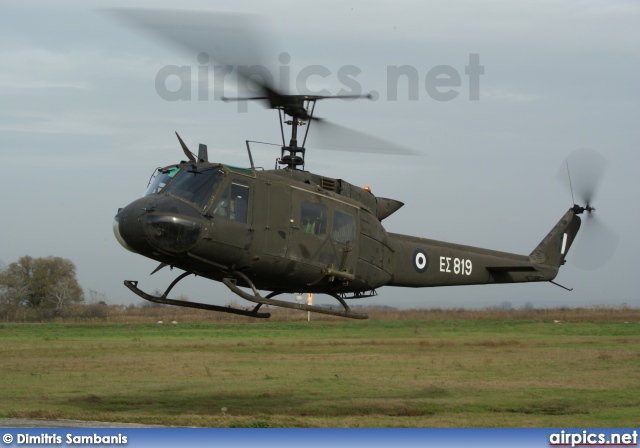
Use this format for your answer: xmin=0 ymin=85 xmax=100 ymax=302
xmin=332 ymin=211 xmax=355 ymax=244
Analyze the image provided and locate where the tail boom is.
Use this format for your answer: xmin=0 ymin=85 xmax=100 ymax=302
xmin=386 ymin=207 xmax=581 ymax=288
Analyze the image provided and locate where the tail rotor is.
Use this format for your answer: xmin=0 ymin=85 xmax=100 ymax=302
xmin=559 ymin=148 xmax=619 ymax=270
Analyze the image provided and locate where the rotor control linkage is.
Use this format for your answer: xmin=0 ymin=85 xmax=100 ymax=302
xmin=222 ymin=271 xmax=368 ymax=320
xmin=124 ymin=274 xmax=270 ymax=318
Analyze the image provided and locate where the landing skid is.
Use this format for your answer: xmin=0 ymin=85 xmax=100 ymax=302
xmin=124 ymin=272 xmax=270 ymax=319
xmin=124 ymin=270 xmax=368 ymax=320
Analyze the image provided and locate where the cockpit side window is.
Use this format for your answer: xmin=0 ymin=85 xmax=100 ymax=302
xmin=213 ymin=179 xmax=249 ymax=223
xmin=144 ymin=166 xmax=180 ymax=196
xmin=163 ymin=166 xmax=224 ymax=210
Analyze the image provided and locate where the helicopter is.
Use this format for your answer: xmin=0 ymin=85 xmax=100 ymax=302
xmin=112 ymin=10 xmax=610 ymax=319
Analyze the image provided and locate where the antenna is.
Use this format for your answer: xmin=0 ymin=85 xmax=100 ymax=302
xmin=244 ymin=140 xmax=281 ymax=170
xmin=565 ymin=159 xmax=575 ymax=205
xmin=245 ymin=141 xmax=255 ymax=170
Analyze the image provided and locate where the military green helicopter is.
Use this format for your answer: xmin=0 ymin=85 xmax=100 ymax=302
xmin=112 ymin=10 xmax=613 ymax=319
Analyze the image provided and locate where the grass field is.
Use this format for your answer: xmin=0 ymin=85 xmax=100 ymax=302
xmin=1 ymin=309 xmax=639 ymax=427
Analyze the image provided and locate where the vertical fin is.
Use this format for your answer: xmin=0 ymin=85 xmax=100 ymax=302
xmin=529 ymin=208 xmax=581 ymax=267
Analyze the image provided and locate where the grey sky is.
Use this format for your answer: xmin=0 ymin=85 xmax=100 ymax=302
xmin=1 ymin=0 xmax=638 ymax=310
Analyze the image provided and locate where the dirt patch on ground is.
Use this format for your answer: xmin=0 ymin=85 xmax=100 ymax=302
xmin=0 ymin=418 xmax=165 ymax=428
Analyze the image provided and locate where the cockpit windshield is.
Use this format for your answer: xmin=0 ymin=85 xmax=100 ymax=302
xmin=144 ymin=166 xmax=180 ymax=197
xmin=163 ymin=166 xmax=225 ymax=210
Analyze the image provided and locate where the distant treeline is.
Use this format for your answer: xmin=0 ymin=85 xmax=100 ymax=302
xmin=1 ymin=302 xmax=638 ymax=324
xmin=2 ymin=256 xmax=637 ymax=324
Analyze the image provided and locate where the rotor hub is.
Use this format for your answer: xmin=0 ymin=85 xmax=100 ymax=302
xmin=572 ymin=204 xmax=596 ymax=215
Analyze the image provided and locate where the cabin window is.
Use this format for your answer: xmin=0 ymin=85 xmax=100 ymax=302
xmin=213 ymin=180 xmax=249 ymax=223
xmin=300 ymin=201 xmax=327 ymax=236
xmin=332 ymin=211 xmax=355 ymax=244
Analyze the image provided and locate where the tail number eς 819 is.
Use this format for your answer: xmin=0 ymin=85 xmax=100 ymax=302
xmin=439 ymin=257 xmax=472 ymax=275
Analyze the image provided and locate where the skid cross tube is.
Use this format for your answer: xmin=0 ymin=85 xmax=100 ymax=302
xmin=222 ymin=271 xmax=368 ymax=320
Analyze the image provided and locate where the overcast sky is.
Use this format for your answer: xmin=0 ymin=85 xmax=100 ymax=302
xmin=1 ymin=0 xmax=638 ymax=310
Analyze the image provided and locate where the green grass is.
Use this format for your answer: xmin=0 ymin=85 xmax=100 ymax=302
xmin=0 ymin=319 xmax=638 ymax=427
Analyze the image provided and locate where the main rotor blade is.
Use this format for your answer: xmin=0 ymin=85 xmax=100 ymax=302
xmin=308 ymin=119 xmax=421 ymax=156
xmin=108 ymin=9 xmax=374 ymax=111
xmin=108 ymin=8 xmax=277 ymax=100
xmin=110 ymin=9 xmax=418 ymax=156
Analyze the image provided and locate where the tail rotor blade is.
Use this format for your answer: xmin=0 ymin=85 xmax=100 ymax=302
xmin=564 ymin=148 xmax=607 ymax=205
xmin=571 ymin=214 xmax=619 ymax=270
xmin=558 ymin=148 xmax=618 ymax=270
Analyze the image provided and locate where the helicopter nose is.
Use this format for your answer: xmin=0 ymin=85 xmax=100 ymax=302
xmin=113 ymin=210 xmax=137 ymax=253
xmin=116 ymin=196 xmax=204 ymax=255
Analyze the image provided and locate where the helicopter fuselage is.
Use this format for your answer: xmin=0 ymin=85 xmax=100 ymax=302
xmin=115 ymin=161 xmax=579 ymax=301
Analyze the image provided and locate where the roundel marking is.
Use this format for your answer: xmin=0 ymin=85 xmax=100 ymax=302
xmin=413 ymin=249 xmax=428 ymax=273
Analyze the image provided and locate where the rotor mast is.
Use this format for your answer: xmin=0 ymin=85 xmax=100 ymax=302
xmin=224 ymin=92 xmax=371 ymax=170
xmin=278 ymin=97 xmax=316 ymax=169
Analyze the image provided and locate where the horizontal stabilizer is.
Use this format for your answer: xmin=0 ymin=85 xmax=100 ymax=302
xmin=486 ymin=265 xmax=537 ymax=273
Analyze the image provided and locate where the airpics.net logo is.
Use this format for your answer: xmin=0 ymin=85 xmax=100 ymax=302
xmin=549 ymin=430 xmax=638 ymax=447
xmin=154 ymin=52 xmax=484 ymax=111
